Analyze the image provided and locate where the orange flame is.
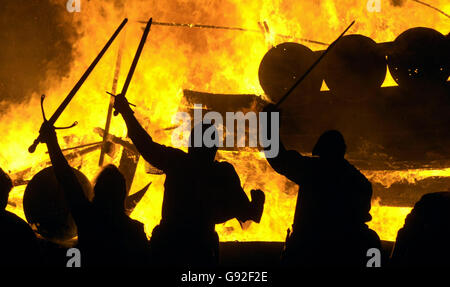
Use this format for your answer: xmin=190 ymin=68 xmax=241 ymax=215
xmin=2 ymin=0 xmax=449 ymax=243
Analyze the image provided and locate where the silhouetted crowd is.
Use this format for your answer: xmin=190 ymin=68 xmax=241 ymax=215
xmin=1 ymin=97 xmax=449 ymax=268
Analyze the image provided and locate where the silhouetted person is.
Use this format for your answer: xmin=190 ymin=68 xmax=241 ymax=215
xmin=114 ymin=94 xmax=265 ymax=267
xmin=391 ymin=192 xmax=450 ymax=267
xmin=262 ymin=105 xmax=380 ymax=267
xmin=0 ymin=167 xmax=41 ymax=266
xmin=39 ymin=122 xmax=150 ymax=267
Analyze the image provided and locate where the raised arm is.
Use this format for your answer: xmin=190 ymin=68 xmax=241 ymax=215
xmin=39 ymin=122 xmax=90 ymax=225
xmin=113 ymin=94 xmax=185 ymax=171
xmin=262 ymin=104 xmax=308 ymax=184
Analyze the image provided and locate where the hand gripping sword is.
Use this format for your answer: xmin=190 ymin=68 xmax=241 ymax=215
xmin=110 ymin=18 xmax=153 ymax=116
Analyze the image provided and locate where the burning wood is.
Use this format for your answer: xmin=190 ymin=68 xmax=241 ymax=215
xmin=1 ymin=0 xmax=449 ymax=250
xmin=28 ymin=19 xmax=128 ymax=153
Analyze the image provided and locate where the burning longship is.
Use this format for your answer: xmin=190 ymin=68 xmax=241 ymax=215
xmin=182 ymin=26 xmax=450 ymax=206
xmin=1 ymin=1 xmax=449 ymax=245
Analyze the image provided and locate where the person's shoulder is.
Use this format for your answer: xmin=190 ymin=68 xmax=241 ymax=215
xmin=125 ymin=216 xmax=145 ymax=232
xmin=0 ymin=211 xmax=36 ymax=235
xmin=124 ymin=217 xmax=149 ymax=242
xmin=343 ymin=159 xmax=359 ymax=170
xmin=300 ymin=155 xmax=317 ymax=165
xmin=214 ymin=161 xmax=243 ymax=180
xmin=280 ymin=148 xmax=306 ymax=159
xmin=344 ymin=159 xmax=370 ymax=181
xmin=2 ymin=210 xmax=28 ymax=224
xmin=214 ymin=161 xmax=237 ymax=173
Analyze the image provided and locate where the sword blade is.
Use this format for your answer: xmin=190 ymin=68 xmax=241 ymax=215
xmin=29 ymin=18 xmax=128 ymax=153
xmin=49 ymin=18 xmax=128 ymax=124
xmin=274 ymin=20 xmax=355 ymax=108
xmin=120 ymin=18 xmax=152 ymax=98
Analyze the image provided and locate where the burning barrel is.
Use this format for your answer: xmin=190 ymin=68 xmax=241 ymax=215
xmin=23 ymin=166 xmax=93 ymax=242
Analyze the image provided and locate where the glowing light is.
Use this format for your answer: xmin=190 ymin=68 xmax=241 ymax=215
xmin=2 ymin=0 xmax=449 ymax=242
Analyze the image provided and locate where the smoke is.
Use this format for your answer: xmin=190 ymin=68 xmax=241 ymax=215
xmin=0 ymin=0 xmax=77 ymax=109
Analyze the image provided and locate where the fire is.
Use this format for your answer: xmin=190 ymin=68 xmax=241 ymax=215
xmin=364 ymin=168 xmax=450 ymax=188
xmin=367 ymin=197 xmax=412 ymax=242
xmin=1 ymin=0 xmax=449 ymax=243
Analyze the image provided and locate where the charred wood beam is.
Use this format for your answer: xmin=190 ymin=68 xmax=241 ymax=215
xmin=10 ymin=143 xmax=105 ymax=186
xmin=181 ymin=84 xmax=450 ymax=170
xmin=94 ymin=127 xmax=163 ymax=175
xmin=94 ymin=127 xmax=137 ymax=153
xmin=118 ymin=147 xmax=140 ymax=193
xmin=371 ymin=177 xmax=450 ymax=207
xmin=181 ymin=89 xmax=450 ymax=207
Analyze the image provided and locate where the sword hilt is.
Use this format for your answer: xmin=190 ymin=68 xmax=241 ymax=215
xmin=28 ymin=94 xmax=47 ymax=153
xmin=106 ymin=91 xmax=136 ymax=116
xmin=28 ymin=137 xmax=40 ymax=153
xmin=28 ymin=94 xmax=78 ymax=153
xmin=55 ymin=121 xmax=78 ymax=130
xmin=111 ymin=18 xmax=151 ymax=117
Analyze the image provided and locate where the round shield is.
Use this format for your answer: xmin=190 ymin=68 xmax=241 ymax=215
xmin=323 ymin=34 xmax=386 ymax=98
xmin=23 ymin=166 xmax=93 ymax=242
xmin=387 ymin=27 xmax=449 ymax=90
xmin=258 ymin=42 xmax=323 ymax=105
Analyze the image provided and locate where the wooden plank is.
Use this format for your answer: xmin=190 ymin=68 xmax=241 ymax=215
xmin=182 ymin=84 xmax=450 ymax=170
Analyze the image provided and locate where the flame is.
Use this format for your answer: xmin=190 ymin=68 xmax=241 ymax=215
xmin=364 ymin=168 xmax=450 ymax=188
xmin=1 ymin=0 xmax=449 ymax=243
xmin=366 ymin=197 xmax=412 ymax=242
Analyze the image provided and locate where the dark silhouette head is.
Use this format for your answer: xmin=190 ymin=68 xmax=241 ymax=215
xmin=188 ymin=123 xmax=218 ymax=163
xmin=0 ymin=168 xmax=13 ymax=210
xmin=92 ymin=164 xmax=127 ymax=214
xmin=312 ymin=130 xmax=346 ymax=160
